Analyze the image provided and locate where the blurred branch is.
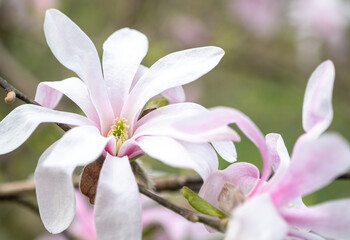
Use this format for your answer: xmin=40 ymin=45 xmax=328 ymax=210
xmin=0 ymin=41 xmax=38 ymax=96
xmin=0 ymin=175 xmax=203 ymax=200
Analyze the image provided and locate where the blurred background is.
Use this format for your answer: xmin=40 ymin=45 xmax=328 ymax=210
xmin=0 ymin=0 xmax=349 ymax=239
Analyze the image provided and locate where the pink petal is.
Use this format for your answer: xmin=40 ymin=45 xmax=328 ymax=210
xmin=70 ymin=191 xmax=96 ymax=239
xmin=35 ymin=141 xmax=76 ymax=234
xmin=135 ymin=135 xmax=214 ymax=180
xmin=225 ymin=194 xmax=288 ymax=240
xmin=130 ymin=65 xmax=148 ymax=91
xmin=281 ymin=199 xmax=350 ymax=239
xmin=102 ymin=28 xmax=148 ymax=117
xmin=94 ymin=155 xmax=142 ymax=240
xmin=35 ymin=77 xmax=100 ymax=126
xmin=270 ymin=133 xmax=350 ymax=208
xmin=302 ymin=60 xmax=335 ymax=137
xmin=265 ymin=133 xmax=290 ymax=188
xmin=44 ymin=9 xmax=113 ymax=134
xmin=212 ymin=141 xmax=237 ymax=163
xmin=121 ymin=46 xmax=224 ymax=131
xmin=161 ymin=86 xmax=186 ymax=103
xmin=0 ymin=104 xmax=92 ymax=155
xmin=134 ymin=103 xmax=240 ymax=143
xmin=199 ymin=162 xmax=259 ymax=208
xmin=176 ymin=107 xmax=271 ymax=195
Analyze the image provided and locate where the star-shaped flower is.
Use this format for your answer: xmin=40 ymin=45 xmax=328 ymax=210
xmin=0 ymin=9 xmax=239 ymax=239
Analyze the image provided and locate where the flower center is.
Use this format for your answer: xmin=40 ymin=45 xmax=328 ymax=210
xmin=107 ymin=118 xmax=129 ymax=154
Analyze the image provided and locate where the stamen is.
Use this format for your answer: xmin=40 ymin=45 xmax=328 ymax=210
xmin=107 ymin=118 xmax=129 ymax=154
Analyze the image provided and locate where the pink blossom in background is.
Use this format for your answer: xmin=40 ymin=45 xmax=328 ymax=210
xmin=30 ymin=0 xmax=58 ymax=14
xmin=169 ymin=15 xmax=210 ymax=47
xmin=227 ymin=0 xmax=281 ymax=37
xmin=175 ymin=60 xmax=350 ymax=239
xmin=289 ymin=0 xmax=350 ymax=65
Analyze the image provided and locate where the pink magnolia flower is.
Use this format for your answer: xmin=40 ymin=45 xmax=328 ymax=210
xmin=176 ymin=60 xmax=350 ymax=239
xmin=0 ymin=9 xmax=239 ymax=239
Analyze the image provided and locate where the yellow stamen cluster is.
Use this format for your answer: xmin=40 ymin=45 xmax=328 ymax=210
xmin=107 ymin=118 xmax=129 ymax=154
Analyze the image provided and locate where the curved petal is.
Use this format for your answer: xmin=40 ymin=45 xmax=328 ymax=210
xmin=134 ymin=103 xmax=240 ymax=143
xmin=35 ymin=141 xmax=76 ymax=234
xmin=0 ymin=104 xmax=92 ymax=155
xmin=94 ymin=155 xmax=142 ymax=240
xmin=42 ymin=126 xmax=111 ymax=167
xmin=270 ymin=133 xmax=350 ymax=208
xmin=281 ymin=199 xmax=350 ymax=239
xmin=122 ymin=46 xmax=225 ymax=130
xmin=199 ymin=162 xmax=259 ymax=209
xmin=212 ymin=141 xmax=237 ymax=163
xmin=135 ymin=135 xmax=215 ymax=180
xmin=265 ymin=133 xmax=290 ymax=187
xmin=44 ymin=9 xmax=113 ymax=134
xmin=102 ymin=28 xmax=148 ymax=117
xmin=302 ymin=60 xmax=335 ymax=137
xmin=175 ymin=107 xmax=270 ymax=195
xmin=161 ymin=86 xmax=186 ymax=104
xmin=130 ymin=65 xmax=148 ymax=91
xmin=225 ymin=194 xmax=288 ymax=240
xmin=35 ymin=77 xmax=100 ymax=125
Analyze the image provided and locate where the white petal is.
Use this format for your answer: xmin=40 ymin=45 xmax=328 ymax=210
xmin=103 ymin=28 xmax=148 ymax=117
xmin=95 ymin=155 xmax=142 ymax=240
xmin=35 ymin=77 xmax=100 ymax=125
xmin=0 ymin=104 xmax=92 ymax=155
xmin=35 ymin=141 xmax=76 ymax=234
xmin=122 ymin=46 xmax=224 ymax=130
xmin=212 ymin=141 xmax=237 ymax=163
xmin=161 ymin=86 xmax=186 ymax=103
xmin=44 ymin=9 xmax=113 ymax=134
xmin=225 ymin=194 xmax=288 ymax=240
xmin=302 ymin=60 xmax=335 ymax=137
xmin=43 ymin=126 xmax=111 ymax=167
xmin=134 ymin=102 xmax=240 ymax=143
xmin=136 ymin=135 xmax=217 ymax=180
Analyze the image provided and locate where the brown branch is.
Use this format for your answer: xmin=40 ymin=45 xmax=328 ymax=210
xmin=138 ymin=184 xmax=227 ymax=232
xmin=0 ymin=76 xmax=71 ymax=132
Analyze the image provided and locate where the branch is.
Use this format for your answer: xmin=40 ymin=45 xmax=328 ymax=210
xmin=0 ymin=76 xmax=71 ymax=132
xmin=138 ymin=184 xmax=227 ymax=232
xmin=0 ymin=175 xmax=203 ymax=199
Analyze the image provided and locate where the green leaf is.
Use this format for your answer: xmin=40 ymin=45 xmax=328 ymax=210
xmin=182 ymin=186 xmax=227 ymax=219
xmin=144 ymin=97 xmax=169 ymax=109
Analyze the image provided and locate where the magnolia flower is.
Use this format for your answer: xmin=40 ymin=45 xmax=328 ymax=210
xmin=0 ymin=9 xmax=239 ymax=239
xmin=176 ymin=60 xmax=350 ymax=239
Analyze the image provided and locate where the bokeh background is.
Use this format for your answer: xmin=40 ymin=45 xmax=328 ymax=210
xmin=0 ymin=0 xmax=349 ymax=239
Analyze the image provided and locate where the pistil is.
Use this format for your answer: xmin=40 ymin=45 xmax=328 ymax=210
xmin=107 ymin=118 xmax=129 ymax=154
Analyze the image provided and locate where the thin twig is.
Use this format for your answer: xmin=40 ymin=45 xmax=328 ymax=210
xmin=138 ymin=184 xmax=226 ymax=232
xmin=0 ymin=76 xmax=36 ymax=104
xmin=0 ymin=76 xmax=71 ymax=132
